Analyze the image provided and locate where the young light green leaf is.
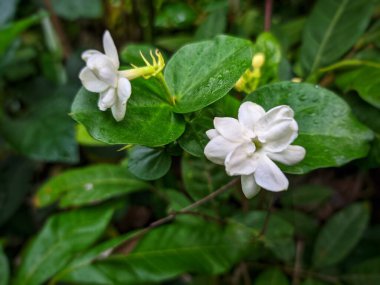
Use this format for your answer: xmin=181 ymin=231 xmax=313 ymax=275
xmin=35 ymin=164 xmax=149 ymax=208
xmin=165 ymin=35 xmax=252 ymax=113
xmin=0 ymin=246 xmax=9 ymax=285
xmin=71 ymin=78 xmax=185 ymax=146
xmin=254 ymin=268 xmax=289 ymax=285
xmin=300 ymin=0 xmax=374 ymax=75
xmin=128 ymin=145 xmax=172 ymax=180
xmin=344 ymin=257 xmax=380 ymax=285
xmin=245 ymin=82 xmax=374 ymax=174
xmin=312 ymin=203 xmax=370 ymax=268
xmin=58 ymin=218 xmax=253 ymax=284
xmin=14 ymin=207 xmax=114 ymax=285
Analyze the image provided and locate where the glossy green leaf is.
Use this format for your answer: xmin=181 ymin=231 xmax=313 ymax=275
xmin=281 ymin=185 xmax=333 ymax=208
xmin=71 ymin=78 xmax=185 ymax=146
xmin=344 ymin=257 xmax=380 ymax=285
xmin=181 ymin=155 xmax=231 ymax=201
xmin=312 ymin=203 xmax=370 ymax=268
xmin=0 ymin=157 xmax=34 ymax=226
xmin=300 ymin=0 xmax=374 ymax=75
xmin=336 ymin=66 xmax=380 ymax=109
xmin=155 ymin=3 xmax=196 ymax=29
xmin=128 ymin=145 xmax=172 ymax=180
xmin=245 ymin=82 xmax=374 ymax=174
xmin=35 ymin=164 xmax=149 ymax=208
xmin=51 ymin=0 xmax=102 ymax=20
xmin=59 ymin=218 xmax=253 ymax=284
xmin=14 ymin=207 xmax=114 ymax=285
xmin=0 ymin=246 xmax=9 ymax=285
xmin=75 ymin=123 xmax=106 ymax=146
xmin=254 ymin=268 xmax=289 ymax=285
xmin=178 ymin=95 xmax=240 ymax=157
xmin=165 ymin=35 xmax=252 ymax=113
xmin=0 ymin=82 xmax=78 ymax=163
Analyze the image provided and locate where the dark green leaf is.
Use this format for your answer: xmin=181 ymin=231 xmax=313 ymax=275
xmin=195 ymin=4 xmax=227 ymax=40
xmin=301 ymin=278 xmax=329 ymax=285
xmin=14 ymin=207 xmax=114 ymax=285
xmin=155 ymin=3 xmax=196 ymax=29
xmin=35 ymin=164 xmax=149 ymax=208
xmin=254 ymin=268 xmax=289 ymax=285
xmin=120 ymin=44 xmax=158 ymax=66
xmin=312 ymin=203 xmax=370 ymax=268
xmin=128 ymin=145 xmax=172 ymax=180
xmin=300 ymin=0 xmax=374 ymax=75
xmin=59 ymin=218 xmax=253 ymax=284
xmin=344 ymin=257 xmax=380 ymax=285
xmin=0 ymin=246 xmax=9 ymax=285
xmin=281 ymin=185 xmax=333 ymax=208
xmin=245 ymin=82 xmax=374 ymax=174
xmin=51 ymin=0 xmax=103 ymax=20
xmin=0 ymin=157 xmax=34 ymax=226
xmin=165 ymin=35 xmax=252 ymax=113
xmin=71 ymin=78 xmax=185 ymax=146
xmin=277 ymin=209 xmax=319 ymax=238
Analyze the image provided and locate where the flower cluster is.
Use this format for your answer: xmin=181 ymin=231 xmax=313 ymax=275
xmin=204 ymin=102 xmax=305 ymax=198
xmin=79 ymin=31 xmax=165 ymax=122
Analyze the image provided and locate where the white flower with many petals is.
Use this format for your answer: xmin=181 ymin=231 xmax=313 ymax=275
xmin=204 ymin=102 xmax=306 ymax=198
xmin=79 ymin=31 xmax=131 ymax=122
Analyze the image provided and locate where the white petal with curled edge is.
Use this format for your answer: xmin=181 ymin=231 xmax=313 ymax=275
xmin=117 ymin=77 xmax=132 ymax=103
xmin=111 ymin=99 xmax=127 ymax=122
xmin=82 ymin=49 xmax=102 ymax=62
xmin=259 ymin=119 xmax=298 ymax=152
xmin=238 ymin=102 xmax=265 ymax=131
xmin=206 ymin=129 xmax=219 ymax=140
xmin=98 ymin=88 xmax=116 ymax=111
xmin=103 ymin=30 xmax=119 ymax=69
xmin=225 ymin=143 xmax=257 ymax=176
xmin=254 ymin=155 xmax=289 ymax=191
xmin=204 ymin=136 xmax=240 ymax=165
xmin=267 ymin=145 xmax=306 ymax=165
xmin=87 ymin=55 xmax=117 ymax=87
xmin=255 ymin=105 xmax=294 ymax=133
xmin=214 ymin=117 xmax=252 ymax=142
xmin=241 ymin=175 xmax=261 ymax=198
xmin=79 ymin=67 xmax=108 ymax=93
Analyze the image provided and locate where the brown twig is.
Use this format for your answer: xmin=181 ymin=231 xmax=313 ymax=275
xmin=293 ymin=239 xmax=304 ymax=285
xmin=264 ymin=0 xmax=273 ymax=31
xmin=259 ymin=194 xmax=274 ymax=237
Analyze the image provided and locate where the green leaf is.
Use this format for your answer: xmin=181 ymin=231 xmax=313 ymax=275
xmin=71 ymin=78 xmax=185 ymax=146
xmin=75 ymin=123 xmax=106 ymax=146
xmin=120 ymin=44 xmax=157 ymax=66
xmin=155 ymin=3 xmax=196 ymax=29
xmin=35 ymin=164 xmax=149 ymax=208
xmin=312 ymin=203 xmax=370 ymax=268
xmin=254 ymin=268 xmax=289 ymax=285
xmin=245 ymin=82 xmax=374 ymax=174
xmin=301 ymin=278 xmax=329 ymax=285
xmin=178 ymin=95 xmax=240 ymax=157
xmin=344 ymin=257 xmax=380 ymax=285
xmin=300 ymin=0 xmax=374 ymax=75
xmin=0 ymin=246 xmax=9 ymax=285
xmin=58 ymin=218 xmax=253 ymax=284
xmin=0 ymin=11 xmax=47 ymax=55
xmin=336 ymin=66 xmax=380 ymax=109
xmin=0 ymin=81 xmax=78 ymax=163
xmin=281 ymin=185 xmax=333 ymax=208
xmin=195 ymin=3 xmax=227 ymax=40
xmin=51 ymin=0 xmax=103 ymax=20
xmin=14 ymin=207 xmax=114 ymax=285
xmin=128 ymin=145 xmax=172 ymax=180
xmin=277 ymin=209 xmax=319 ymax=238
xmin=181 ymin=155 xmax=231 ymax=201
xmin=0 ymin=157 xmax=34 ymax=226
xmin=165 ymin=35 xmax=252 ymax=113
xmin=0 ymin=0 xmax=18 ymax=25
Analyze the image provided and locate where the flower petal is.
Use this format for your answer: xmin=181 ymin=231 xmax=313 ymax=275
xmin=87 ymin=54 xmax=117 ymax=87
xmin=103 ymin=30 xmax=119 ymax=69
xmin=111 ymin=99 xmax=127 ymax=122
xmin=214 ymin=117 xmax=253 ymax=142
xmin=241 ymin=175 xmax=261 ymax=198
xmin=254 ymin=155 xmax=289 ymax=191
xmin=225 ymin=143 xmax=257 ymax=176
xmin=204 ymin=136 xmax=240 ymax=165
xmin=238 ymin=102 xmax=265 ymax=131
xmin=267 ymin=145 xmax=306 ymax=165
xmin=98 ymin=88 xmax=116 ymax=111
xmin=260 ymin=118 xmax=298 ymax=152
xmin=79 ymin=67 xmax=109 ymax=93
xmin=206 ymin=129 xmax=219 ymax=140
xmin=82 ymin=49 xmax=102 ymax=62
xmin=117 ymin=77 xmax=132 ymax=103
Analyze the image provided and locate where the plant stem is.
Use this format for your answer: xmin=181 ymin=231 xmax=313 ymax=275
xmin=156 ymin=72 xmax=175 ymax=105
xmin=264 ymin=0 xmax=273 ymax=31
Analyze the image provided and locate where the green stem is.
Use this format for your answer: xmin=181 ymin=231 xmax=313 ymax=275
xmin=156 ymin=72 xmax=175 ymax=105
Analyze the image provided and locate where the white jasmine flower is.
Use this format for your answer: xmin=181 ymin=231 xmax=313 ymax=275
xmin=204 ymin=102 xmax=306 ymax=198
xmin=79 ymin=31 xmax=131 ymax=122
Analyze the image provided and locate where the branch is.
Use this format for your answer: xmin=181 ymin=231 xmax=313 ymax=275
xmin=264 ymin=0 xmax=273 ymax=31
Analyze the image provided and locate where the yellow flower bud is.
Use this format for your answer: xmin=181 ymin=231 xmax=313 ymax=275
xmin=252 ymin=53 xmax=265 ymax=69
